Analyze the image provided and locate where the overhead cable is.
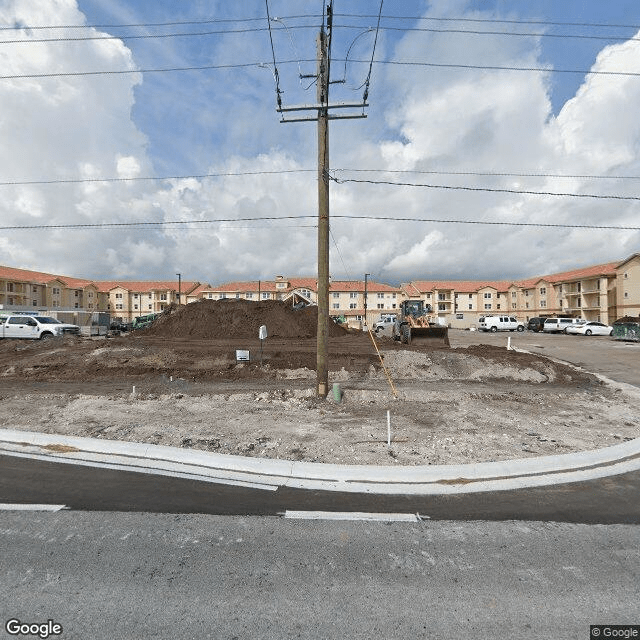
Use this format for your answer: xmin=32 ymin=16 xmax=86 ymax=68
xmin=0 ymin=215 xmax=638 ymax=231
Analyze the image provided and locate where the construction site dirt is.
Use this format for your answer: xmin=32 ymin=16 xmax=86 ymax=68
xmin=0 ymin=300 xmax=638 ymax=466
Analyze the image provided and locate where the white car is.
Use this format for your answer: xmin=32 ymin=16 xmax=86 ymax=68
xmin=565 ymin=321 xmax=613 ymax=336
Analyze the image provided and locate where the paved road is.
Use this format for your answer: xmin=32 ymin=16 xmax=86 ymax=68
xmin=2 ymin=453 xmax=639 ymax=523
xmin=1 ymin=511 xmax=638 ymax=640
xmin=449 ymin=329 xmax=640 ymax=387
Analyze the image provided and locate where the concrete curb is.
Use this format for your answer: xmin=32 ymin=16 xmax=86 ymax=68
xmin=1 ymin=428 xmax=639 ymax=496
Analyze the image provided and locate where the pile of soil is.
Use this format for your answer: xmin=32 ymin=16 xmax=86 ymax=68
xmin=614 ymin=316 xmax=640 ymax=324
xmin=146 ymin=299 xmax=349 ymax=340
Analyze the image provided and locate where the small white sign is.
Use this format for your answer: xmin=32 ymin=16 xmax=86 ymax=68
xmin=236 ymin=350 xmax=250 ymax=362
xmin=259 ymin=325 xmax=268 ymax=340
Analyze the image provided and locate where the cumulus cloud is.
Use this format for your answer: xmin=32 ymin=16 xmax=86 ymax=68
xmin=0 ymin=0 xmax=638 ymax=285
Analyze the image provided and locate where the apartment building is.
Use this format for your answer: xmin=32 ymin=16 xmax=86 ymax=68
xmin=201 ymin=276 xmax=317 ymax=306
xmin=98 ymin=280 xmax=202 ymax=321
xmin=1 ymin=252 xmax=640 ymax=328
xmin=329 ymin=280 xmax=400 ymax=328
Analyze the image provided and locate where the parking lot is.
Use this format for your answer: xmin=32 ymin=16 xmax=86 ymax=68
xmin=449 ymin=329 xmax=640 ymax=388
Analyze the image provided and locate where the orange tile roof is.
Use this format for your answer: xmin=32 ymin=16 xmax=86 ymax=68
xmin=517 ymin=261 xmax=618 ymax=287
xmin=409 ymin=280 xmax=512 ymax=293
xmin=95 ymin=281 xmax=200 ymax=293
xmin=329 ymin=280 xmax=400 ymax=293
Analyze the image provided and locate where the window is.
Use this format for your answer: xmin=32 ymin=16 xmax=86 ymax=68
xmin=332 ymin=292 xmax=339 ymax=299
xmin=625 ymin=292 xmax=629 ymax=298
xmin=332 ymin=303 xmax=340 ymax=309
xmin=246 ymin=293 xmax=253 ymax=299
xmin=160 ymin=294 xmax=167 ymax=301
xmin=116 ymin=304 xmax=123 ymax=310
xmin=539 ymin=287 xmax=546 ymax=295
xmin=484 ymin=303 xmax=492 ymax=310
xmin=511 ymin=291 xmax=516 ymax=298
xmin=526 ymin=302 xmax=529 ymax=309
xmin=456 ymin=313 xmax=464 ymax=320
xmin=438 ymin=303 xmax=446 ymax=311
xmin=625 ymin=272 xmax=628 ymax=279
xmin=32 ymin=300 xmax=37 ymax=306
xmin=468 ymin=304 xmax=473 ymax=310
xmin=438 ymin=293 xmax=446 ymax=301
xmin=134 ymin=304 xmax=138 ymax=310
xmin=484 ymin=293 xmax=492 ymax=299
xmin=559 ymin=300 xmax=563 ymax=307
xmin=350 ymin=292 xmax=357 ymax=299
xmin=496 ymin=304 xmax=501 ymax=310
xmin=74 ymin=290 xmax=79 ymax=297
xmin=261 ymin=292 xmax=270 ymax=300
xmin=351 ymin=303 xmax=358 ymax=309
xmin=208 ymin=293 xmax=213 ymax=299
xmin=32 ymin=286 xmax=38 ymax=293
xmin=276 ymin=282 xmax=286 ymax=289
xmin=53 ymin=287 xmax=60 ymax=295
xmin=88 ymin=292 xmax=94 ymax=298
xmin=377 ymin=293 xmax=384 ymax=299
xmin=512 ymin=303 xmax=516 ymax=309
xmin=219 ymin=294 xmax=226 ymax=299
xmin=7 ymin=283 xmax=14 ymax=292
xmin=540 ymin=300 xmax=546 ymax=308
xmin=525 ymin=291 xmax=529 ymax=297
xmin=115 ymin=293 xmax=123 ymax=299
xmin=469 ymin=294 xmax=473 ymax=299
xmin=426 ymin=293 xmax=431 ymax=299
xmin=236 ymin=294 xmax=241 ymax=299
xmin=148 ymin=304 xmax=152 ymax=310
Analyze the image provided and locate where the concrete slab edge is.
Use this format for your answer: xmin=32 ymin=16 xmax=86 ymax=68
xmin=1 ymin=428 xmax=638 ymax=496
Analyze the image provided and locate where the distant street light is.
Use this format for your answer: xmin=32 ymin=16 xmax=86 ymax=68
xmin=176 ymin=273 xmax=181 ymax=305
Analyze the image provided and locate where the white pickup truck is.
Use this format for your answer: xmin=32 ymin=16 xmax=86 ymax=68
xmin=0 ymin=314 xmax=80 ymax=340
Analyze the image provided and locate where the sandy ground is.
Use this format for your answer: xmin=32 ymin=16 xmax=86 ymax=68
xmin=0 ymin=329 xmax=638 ymax=466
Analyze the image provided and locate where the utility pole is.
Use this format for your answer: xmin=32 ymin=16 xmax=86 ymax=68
xmin=364 ymin=273 xmax=370 ymax=328
xmin=316 ymin=27 xmax=330 ymax=397
xmin=176 ymin=273 xmax=181 ymax=305
xmin=272 ymin=0 xmax=367 ymax=398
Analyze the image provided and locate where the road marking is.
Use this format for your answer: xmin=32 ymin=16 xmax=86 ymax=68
xmin=0 ymin=503 xmax=68 ymax=511
xmin=282 ymin=510 xmax=420 ymax=522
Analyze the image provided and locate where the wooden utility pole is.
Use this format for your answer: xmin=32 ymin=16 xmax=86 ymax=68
xmin=272 ymin=0 xmax=367 ymax=398
xmin=316 ymin=29 xmax=330 ymax=397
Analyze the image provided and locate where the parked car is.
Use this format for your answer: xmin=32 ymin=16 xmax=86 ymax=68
xmin=542 ymin=317 xmax=583 ymax=334
xmin=527 ymin=317 xmax=546 ymax=332
xmin=478 ymin=315 xmax=525 ymax=332
xmin=0 ymin=314 xmax=79 ymax=340
xmin=373 ymin=314 xmax=397 ymax=333
xmin=565 ymin=321 xmax=613 ymax=336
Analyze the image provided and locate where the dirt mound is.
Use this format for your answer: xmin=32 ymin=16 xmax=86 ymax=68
xmin=614 ymin=316 xmax=640 ymax=324
xmin=145 ymin=299 xmax=349 ymax=339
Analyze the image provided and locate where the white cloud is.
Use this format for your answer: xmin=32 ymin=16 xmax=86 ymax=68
xmin=0 ymin=0 xmax=639 ymax=285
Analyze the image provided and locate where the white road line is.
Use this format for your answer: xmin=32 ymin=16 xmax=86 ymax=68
xmin=0 ymin=503 xmax=68 ymax=511
xmin=283 ymin=511 xmax=420 ymax=522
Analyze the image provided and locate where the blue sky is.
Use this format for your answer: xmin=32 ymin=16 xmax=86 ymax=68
xmin=1 ymin=0 xmax=640 ymax=284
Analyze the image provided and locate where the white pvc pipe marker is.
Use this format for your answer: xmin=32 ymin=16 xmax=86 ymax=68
xmin=387 ymin=410 xmax=391 ymax=447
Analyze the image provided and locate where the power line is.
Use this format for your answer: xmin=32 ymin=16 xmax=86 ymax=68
xmin=332 ymin=177 xmax=640 ymax=201
xmin=2 ymin=167 xmax=639 ymax=188
xmin=336 ymin=13 xmax=640 ymax=32
xmin=3 ymin=22 xmax=638 ymax=46
xmin=2 ymin=13 xmax=637 ymax=33
xmin=3 ymin=57 xmax=640 ymax=81
xmin=0 ymin=214 xmax=638 ymax=231
xmin=0 ymin=169 xmax=314 ymax=187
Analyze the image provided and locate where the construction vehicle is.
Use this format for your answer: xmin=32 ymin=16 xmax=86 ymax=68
xmin=132 ymin=312 xmax=160 ymax=330
xmin=392 ymin=300 xmax=450 ymax=346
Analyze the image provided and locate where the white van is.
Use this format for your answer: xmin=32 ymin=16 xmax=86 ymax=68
xmin=542 ymin=317 xmax=583 ymax=334
xmin=478 ymin=315 xmax=525 ymax=332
